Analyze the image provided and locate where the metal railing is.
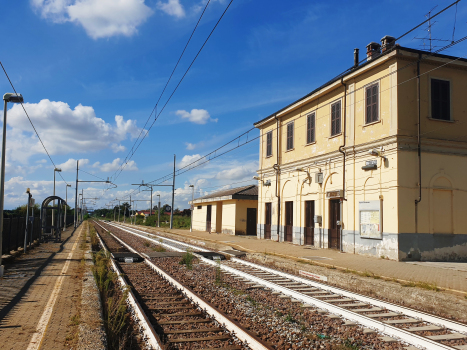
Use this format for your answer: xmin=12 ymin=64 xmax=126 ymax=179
xmin=1 ymin=215 xmax=74 ymax=256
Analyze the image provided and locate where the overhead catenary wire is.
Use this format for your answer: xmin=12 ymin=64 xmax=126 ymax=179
xmin=0 ymin=61 xmax=70 ymax=186
xmin=111 ymin=0 xmax=235 ymax=181
xmin=118 ymin=0 xmax=214 ymax=171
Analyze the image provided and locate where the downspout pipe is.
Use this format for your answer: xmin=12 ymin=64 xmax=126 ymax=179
xmin=274 ymin=114 xmax=281 ymax=242
xmin=338 ymin=77 xmax=347 ymax=252
xmin=415 ymin=53 xmax=422 ymax=234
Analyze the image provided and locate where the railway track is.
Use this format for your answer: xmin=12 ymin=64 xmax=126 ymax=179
xmin=101 ymin=220 xmax=467 ymax=350
xmin=92 ymin=221 xmax=272 ymax=350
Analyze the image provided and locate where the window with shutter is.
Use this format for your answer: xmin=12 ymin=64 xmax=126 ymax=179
xmin=331 ymin=101 xmax=341 ymax=136
xmin=266 ymin=131 xmax=272 ymax=157
xmin=307 ymin=113 xmax=315 ymax=144
xmin=286 ymin=122 xmax=294 ymax=150
xmin=365 ymin=82 xmax=379 ymax=124
xmin=431 ymin=79 xmax=450 ymax=121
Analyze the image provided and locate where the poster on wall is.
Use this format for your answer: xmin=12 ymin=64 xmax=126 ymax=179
xmin=359 ymin=201 xmax=382 ymax=239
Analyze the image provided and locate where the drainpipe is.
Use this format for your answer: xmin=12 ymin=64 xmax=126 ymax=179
xmin=415 ymin=53 xmax=422 ymax=234
xmin=338 ymin=77 xmax=347 ymax=252
xmin=274 ymin=114 xmax=281 ymax=242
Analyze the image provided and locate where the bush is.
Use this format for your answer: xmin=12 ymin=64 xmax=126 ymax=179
xmin=142 ymin=214 xmax=190 ymax=229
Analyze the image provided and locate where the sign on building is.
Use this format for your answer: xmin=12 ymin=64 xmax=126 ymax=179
xmin=359 ymin=200 xmax=382 ymax=239
xmin=326 ymin=190 xmax=344 ymax=199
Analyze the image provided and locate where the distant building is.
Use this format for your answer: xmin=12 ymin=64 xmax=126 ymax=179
xmin=189 ymin=185 xmax=258 ymax=235
xmin=254 ymin=37 xmax=467 ymax=261
xmin=135 ymin=210 xmax=151 ymax=217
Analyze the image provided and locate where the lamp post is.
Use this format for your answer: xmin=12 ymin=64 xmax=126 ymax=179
xmin=0 ymin=93 xmax=23 ymax=277
xmin=52 ymin=168 xmax=61 ymax=235
xmin=64 ymin=184 xmax=71 ymax=231
xmin=157 ymin=194 xmax=161 ymax=228
xmin=24 ymin=188 xmax=31 ymax=253
xmin=189 ymin=185 xmax=194 ymax=232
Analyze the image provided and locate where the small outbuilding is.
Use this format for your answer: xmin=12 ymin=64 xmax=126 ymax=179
xmin=189 ymin=185 xmax=258 ymax=235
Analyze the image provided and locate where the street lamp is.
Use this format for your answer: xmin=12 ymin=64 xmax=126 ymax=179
xmin=64 ymin=184 xmax=71 ymax=231
xmin=189 ymin=185 xmax=194 ymax=232
xmin=52 ymin=168 xmax=61 ymax=234
xmin=0 ymin=93 xmax=24 ymax=277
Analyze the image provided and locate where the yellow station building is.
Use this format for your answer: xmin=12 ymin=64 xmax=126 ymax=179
xmin=254 ymin=37 xmax=467 ymax=261
xmin=190 ymin=185 xmax=258 ymax=235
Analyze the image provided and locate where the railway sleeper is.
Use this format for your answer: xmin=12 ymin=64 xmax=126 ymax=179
xmin=168 ymin=335 xmax=232 ymax=343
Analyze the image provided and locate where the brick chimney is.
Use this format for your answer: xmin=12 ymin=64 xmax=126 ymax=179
xmin=366 ymin=42 xmax=381 ymax=61
xmin=381 ymin=35 xmax=396 ymax=52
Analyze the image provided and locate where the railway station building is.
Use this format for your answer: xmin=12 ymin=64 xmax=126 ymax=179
xmin=189 ymin=185 xmax=258 ymax=235
xmin=254 ymin=37 xmax=467 ymax=261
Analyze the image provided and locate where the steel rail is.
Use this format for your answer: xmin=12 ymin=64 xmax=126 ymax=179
xmin=232 ymin=258 xmax=467 ymax=335
xmin=100 ymin=221 xmax=270 ymax=350
xmin=104 ymin=221 xmax=466 ymax=350
xmin=93 ymin=221 xmax=162 ymax=350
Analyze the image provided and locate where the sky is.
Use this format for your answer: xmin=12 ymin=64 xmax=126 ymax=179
xmin=1 ymin=0 xmax=466 ymax=212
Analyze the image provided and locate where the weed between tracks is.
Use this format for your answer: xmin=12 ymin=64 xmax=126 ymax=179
xmin=92 ymin=249 xmax=133 ymax=349
xmin=179 ymin=248 xmax=195 ymax=270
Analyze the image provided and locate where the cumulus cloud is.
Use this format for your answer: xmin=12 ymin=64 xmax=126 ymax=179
xmin=57 ymin=158 xmax=89 ymax=171
xmin=178 ymin=154 xmax=203 ymax=169
xmin=215 ymin=165 xmax=256 ymax=181
xmin=176 ymin=109 xmax=217 ymax=125
xmin=185 ymin=142 xmax=196 ymax=150
xmin=93 ymin=158 xmax=138 ymax=172
xmin=157 ymin=0 xmax=185 ymax=18
xmin=31 ymin=0 xmax=153 ymax=39
xmin=5 ymin=99 xmax=142 ymax=161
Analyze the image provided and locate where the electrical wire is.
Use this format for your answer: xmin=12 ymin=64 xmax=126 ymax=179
xmin=118 ymin=0 xmax=214 ymax=171
xmin=0 ymin=61 xmax=70 ymax=185
xmin=111 ymin=0 xmax=235 ymax=181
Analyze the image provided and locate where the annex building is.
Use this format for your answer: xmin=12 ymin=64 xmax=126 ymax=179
xmin=254 ymin=36 xmax=467 ymax=261
xmin=190 ymin=185 xmax=258 ymax=235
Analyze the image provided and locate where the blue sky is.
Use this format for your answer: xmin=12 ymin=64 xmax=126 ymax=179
xmin=1 ymin=0 xmax=466 ymax=211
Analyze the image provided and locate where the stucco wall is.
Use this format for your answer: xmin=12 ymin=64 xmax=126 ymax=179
xmin=192 ymin=204 xmax=207 ymax=232
xmin=221 ymin=201 xmax=236 ymax=235
xmin=235 ymin=199 xmax=258 ymax=235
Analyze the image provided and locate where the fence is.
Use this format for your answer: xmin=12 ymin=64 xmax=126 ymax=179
xmin=2 ymin=215 xmax=75 ymax=256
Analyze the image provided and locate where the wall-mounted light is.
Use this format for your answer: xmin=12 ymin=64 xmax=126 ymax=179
xmin=295 ymin=167 xmax=311 ymax=184
xmin=369 ymin=148 xmax=387 ymax=161
xmin=253 ymin=176 xmax=271 ymax=186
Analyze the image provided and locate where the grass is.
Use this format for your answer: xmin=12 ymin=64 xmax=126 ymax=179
xmin=284 ymin=313 xmax=297 ymax=323
xmin=215 ymin=259 xmax=223 ymax=285
xmin=151 ymin=244 xmax=166 ymax=252
xmin=179 ymin=248 xmax=195 ymax=270
xmin=92 ymin=248 xmax=133 ymax=349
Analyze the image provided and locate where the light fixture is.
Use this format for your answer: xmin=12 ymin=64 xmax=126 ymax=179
xmin=295 ymin=167 xmax=311 ymax=184
xmin=252 ymin=176 xmax=260 ymax=180
xmin=369 ymin=148 xmax=387 ymax=160
xmin=253 ymin=176 xmax=271 ymax=186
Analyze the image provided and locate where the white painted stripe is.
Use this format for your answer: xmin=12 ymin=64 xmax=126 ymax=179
xmin=26 ymin=227 xmax=82 ymax=350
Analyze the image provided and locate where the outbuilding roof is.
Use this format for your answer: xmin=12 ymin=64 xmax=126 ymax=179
xmin=190 ymin=185 xmax=258 ymax=204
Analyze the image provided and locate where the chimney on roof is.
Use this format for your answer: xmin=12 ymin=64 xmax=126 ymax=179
xmin=366 ymin=42 xmax=381 ymax=61
xmin=381 ymin=35 xmax=396 ymax=52
xmin=354 ymin=48 xmax=359 ymax=67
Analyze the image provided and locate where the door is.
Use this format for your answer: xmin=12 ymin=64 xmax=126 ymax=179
xmin=305 ymin=200 xmax=314 ymax=245
xmin=329 ymin=199 xmax=341 ymax=249
xmin=246 ymin=208 xmax=257 ymax=236
xmin=264 ymin=203 xmax=272 ymax=239
xmin=285 ymin=201 xmax=293 ymax=242
xmin=206 ymin=205 xmax=212 ymax=232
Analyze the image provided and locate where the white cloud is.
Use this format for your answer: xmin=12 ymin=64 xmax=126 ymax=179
xmin=178 ymin=154 xmax=203 ymax=169
xmin=111 ymin=143 xmax=126 ymax=153
xmin=215 ymin=165 xmax=256 ymax=181
xmin=176 ymin=109 xmax=217 ymax=124
xmin=57 ymin=158 xmax=89 ymax=171
xmin=185 ymin=142 xmax=196 ymax=150
xmin=157 ymin=0 xmax=185 ymax=18
xmin=5 ymin=99 xmax=142 ymax=161
xmin=93 ymin=158 xmax=138 ymax=172
xmin=32 ymin=0 xmax=153 ymax=39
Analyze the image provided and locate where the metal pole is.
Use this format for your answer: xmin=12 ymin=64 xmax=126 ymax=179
xmin=52 ymin=170 xmax=55 ymax=236
xmin=170 ymin=154 xmax=175 ymax=229
xmin=190 ymin=186 xmax=194 ymax=232
xmin=81 ymin=189 xmax=83 ymax=222
xmin=158 ymin=195 xmax=160 ymax=228
xmin=0 ymin=100 xmax=9 ymax=275
xmin=75 ymin=160 xmax=78 ymax=228
xmin=24 ymin=192 xmax=30 ymax=253
xmin=130 ymin=195 xmax=131 ymax=225
xmin=150 ymin=186 xmax=153 ymax=217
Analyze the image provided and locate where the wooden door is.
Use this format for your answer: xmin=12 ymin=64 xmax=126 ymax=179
xmin=285 ymin=201 xmax=293 ymax=242
xmin=329 ymin=199 xmax=340 ymax=249
xmin=206 ymin=205 xmax=212 ymax=232
xmin=305 ymin=200 xmax=314 ymax=245
xmin=264 ymin=203 xmax=272 ymax=239
xmin=246 ymin=208 xmax=257 ymax=236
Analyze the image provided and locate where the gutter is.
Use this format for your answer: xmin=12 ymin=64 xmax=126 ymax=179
xmin=415 ymin=53 xmax=422 ymax=234
xmin=338 ymin=77 xmax=347 ymax=252
xmin=274 ymin=114 xmax=281 ymax=242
